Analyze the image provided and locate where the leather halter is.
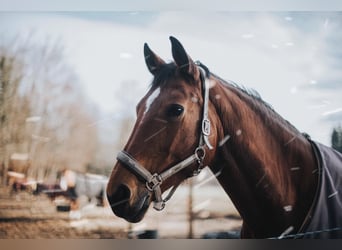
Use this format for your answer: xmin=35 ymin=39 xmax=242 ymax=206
xmin=116 ymin=62 xmax=213 ymax=211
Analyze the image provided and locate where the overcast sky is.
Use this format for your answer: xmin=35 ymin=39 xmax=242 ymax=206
xmin=0 ymin=12 xmax=341 ymax=146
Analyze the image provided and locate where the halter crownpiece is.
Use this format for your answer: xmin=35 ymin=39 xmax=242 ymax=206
xmin=196 ymin=61 xmax=214 ymax=150
xmin=116 ymin=62 xmax=213 ymax=211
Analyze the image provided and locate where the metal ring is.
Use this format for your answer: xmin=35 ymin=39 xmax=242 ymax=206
xmin=195 ymin=147 xmax=206 ymax=162
xmin=153 ymin=201 xmax=165 ymax=211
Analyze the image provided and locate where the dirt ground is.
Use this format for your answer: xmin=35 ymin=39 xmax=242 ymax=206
xmin=0 ymin=180 xmax=242 ymax=239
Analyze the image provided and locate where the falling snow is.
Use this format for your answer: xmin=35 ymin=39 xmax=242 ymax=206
xmin=241 ymin=33 xmax=255 ymax=39
xmin=193 ymin=199 xmax=212 ymax=213
xmin=208 ymin=80 xmax=216 ymax=89
xmin=110 ymin=198 xmax=130 ymax=209
xmin=284 ymin=136 xmax=297 ymax=146
xmin=278 ymin=226 xmax=294 ymax=239
xmin=194 ymin=168 xmax=222 ymax=189
xmin=283 ymin=205 xmax=293 ymax=212
xmin=290 ymin=86 xmax=297 ymax=94
xmin=324 ymin=18 xmax=329 ymax=29
xmin=219 ymin=135 xmax=231 ymax=147
xmin=191 ymin=96 xmax=199 ymax=103
xmin=256 ymin=173 xmax=266 ymax=187
xmin=322 ymin=108 xmax=342 ymax=116
xmin=154 ymin=118 xmax=168 ymax=124
xmin=328 ymin=191 xmax=338 ymax=199
xmin=144 ymin=126 xmax=167 ymax=142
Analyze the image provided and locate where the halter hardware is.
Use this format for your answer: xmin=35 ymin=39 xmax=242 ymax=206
xmin=146 ymin=174 xmax=163 ymax=192
xmin=202 ymin=118 xmax=211 ymax=136
xmin=116 ymin=62 xmax=213 ymax=210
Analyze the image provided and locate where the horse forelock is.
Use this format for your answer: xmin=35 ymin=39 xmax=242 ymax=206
xmin=151 ymin=63 xmax=177 ymax=87
xmin=151 ymin=62 xmax=199 ymax=88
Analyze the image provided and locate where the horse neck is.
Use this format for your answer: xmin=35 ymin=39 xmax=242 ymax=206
xmin=208 ymin=77 xmax=318 ymax=237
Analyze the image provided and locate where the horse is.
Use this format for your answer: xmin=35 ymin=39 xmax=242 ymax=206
xmin=74 ymin=172 xmax=108 ymax=206
xmin=106 ymin=36 xmax=342 ymax=238
xmin=34 ymin=171 xmax=108 ymax=207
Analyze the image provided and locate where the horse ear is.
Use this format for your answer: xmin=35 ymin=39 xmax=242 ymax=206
xmin=170 ymin=36 xmax=199 ymax=80
xmin=144 ymin=43 xmax=165 ymax=75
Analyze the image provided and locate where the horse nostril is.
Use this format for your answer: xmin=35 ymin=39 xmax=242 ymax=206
xmin=107 ymin=184 xmax=131 ymax=209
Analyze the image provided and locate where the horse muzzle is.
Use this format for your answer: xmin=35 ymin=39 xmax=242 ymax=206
xmin=106 ymin=183 xmax=151 ymax=223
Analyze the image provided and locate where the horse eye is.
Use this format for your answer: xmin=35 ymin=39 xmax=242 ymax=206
xmin=166 ymin=104 xmax=184 ymax=117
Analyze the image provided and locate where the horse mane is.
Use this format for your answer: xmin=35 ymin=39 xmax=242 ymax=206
xmin=211 ymin=71 xmax=302 ymax=135
xmin=211 ymin=72 xmax=271 ymax=108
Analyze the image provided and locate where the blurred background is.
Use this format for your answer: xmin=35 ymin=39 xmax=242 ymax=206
xmin=0 ymin=12 xmax=341 ymax=238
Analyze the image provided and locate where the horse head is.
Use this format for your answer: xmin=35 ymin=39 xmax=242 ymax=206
xmin=106 ymin=37 xmax=218 ymax=223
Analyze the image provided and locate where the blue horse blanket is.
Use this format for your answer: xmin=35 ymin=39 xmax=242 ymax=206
xmin=298 ymin=141 xmax=342 ymax=238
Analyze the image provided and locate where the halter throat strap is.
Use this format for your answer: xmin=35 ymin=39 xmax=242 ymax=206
xmin=116 ymin=62 xmax=212 ymax=211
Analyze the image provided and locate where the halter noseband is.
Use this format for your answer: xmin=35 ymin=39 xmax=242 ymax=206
xmin=116 ymin=62 xmax=213 ymax=211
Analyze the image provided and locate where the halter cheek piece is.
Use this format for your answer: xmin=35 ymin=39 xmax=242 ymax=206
xmin=116 ymin=62 xmax=213 ymax=211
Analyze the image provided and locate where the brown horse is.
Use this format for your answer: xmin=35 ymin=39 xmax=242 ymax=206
xmin=107 ymin=37 xmax=342 ymax=238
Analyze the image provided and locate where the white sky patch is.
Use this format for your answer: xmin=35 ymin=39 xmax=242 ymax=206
xmin=144 ymin=87 xmax=160 ymax=115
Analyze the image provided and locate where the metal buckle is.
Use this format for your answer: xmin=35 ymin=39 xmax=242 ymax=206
xmin=194 ymin=147 xmax=206 ymax=176
xmin=146 ymin=174 xmax=162 ymax=192
xmin=192 ymin=168 xmax=202 ymax=176
xmin=202 ymin=119 xmax=210 ymax=136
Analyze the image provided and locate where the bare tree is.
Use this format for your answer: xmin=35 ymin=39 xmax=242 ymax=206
xmin=0 ymin=47 xmax=30 ymax=184
xmin=0 ymin=34 xmax=100 ymax=184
